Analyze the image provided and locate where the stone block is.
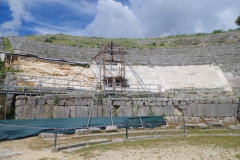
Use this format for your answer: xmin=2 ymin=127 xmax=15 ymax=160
xmin=220 ymin=98 xmax=232 ymax=104
xmin=179 ymin=104 xmax=188 ymax=110
xmin=182 ymin=110 xmax=187 ymax=116
xmin=15 ymin=106 xmax=24 ymax=119
xmin=220 ymin=104 xmax=235 ymax=117
xmin=53 ymin=106 xmax=70 ymax=118
xmin=65 ymin=100 xmax=74 ymax=106
xmin=117 ymin=106 xmax=133 ymax=117
xmin=113 ymin=101 xmax=125 ymax=106
xmin=206 ymin=99 xmax=213 ymax=104
xmin=36 ymin=105 xmax=52 ymax=119
xmin=151 ymin=107 xmax=163 ymax=116
xmin=162 ymin=101 xmax=168 ymax=106
xmin=133 ymin=107 xmax=149 ymax=116
xmin=184 ymin=123 xmax=196 ymax=129
xmin=27 ymin=97 xmax=37 ymax=106
xmin=187 ymin=103 xmax=203 ymax=117
xmin=46 ymin=99 xmax=55 ymax=106
xmin=73 ymin=93 xmax=92 ymax=98
xmin=156 ymin=100 xmax=162 ymax=106
xmin=167 ymin=101 xmax=172 ymax=105
xmin=6 ymin=94 xmax=14 ymax=101
xmin=16 ymin=95 xmax=28 ymax=99
xmin=37 ymin=97 xmax=45 ymax=106
xmin=125 ymin=101 xmax=132 ymax=106
xmin=207 ymin=121 xmax=224 ymax=128
xmin=184 ymin=117 xmax=201 ymax=122
xmin=163 ymin=105 xmax=174 ymax=116
xmin=143 ymin=101 xmax=151 ymax=106
xmin=199 ymin=98 xmax=206 ymax=103
xmin=102 ymin=104 xmax=111 ymax=117
xmin=81 ymin=99 xmax=92 ymax=106
xmin=135 ymin=101 xmax=143 ymax=106
xmin=234 ymin=104 xmax=238 ymax=117
xmin=165 ymin=116 xmax=178 ymax=122
xmin=106 ymin=126 xmax=118 ymax=132
xmin=232 ymin=99 xmax=239 ymax=104
xmin=228 ymin=125 xmax=240 ymax=130
xmin=58 ymin=99 xmax=66 ymax=106
xmin=150 ymin=101 xmax=157 ymax=107
xmin=69 ymin=106 xmax=88 ymax=118
xmin=213 ymin=98 xmax=220 ymax=104
xmin=15 ymin=99 xmax=27 ymax=107
xmin=45 ymin=94 xmax=55 ymax=100
xmin=15 ymin=106 xmax=37 ymax=119
xmin=75 ymin=129 xmax=92 ymax=135
xmin=173 ymin=100 xmax=179 ymax=106
xmin=203 ymin=104 xmax=220 ymax=117
xmin=89 ymin=127 xmax=102 ymax=133
xmin=90 ymin=105 xmax=102 ymax=117
xmin=197 ymin=123 xmax=208 ymax=129
xmin=223 ymin=117 xmax=236 ymax=123
xmin=180 ymin=102 xmax=187 ymax=105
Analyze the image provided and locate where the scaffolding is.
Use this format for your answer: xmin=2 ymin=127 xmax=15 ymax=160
xmin=92 ymin=42 xmax=128 ymax=91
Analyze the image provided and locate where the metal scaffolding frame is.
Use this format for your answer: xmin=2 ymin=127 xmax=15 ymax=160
xmin=92 ymin=42 xmax=128 ymax=91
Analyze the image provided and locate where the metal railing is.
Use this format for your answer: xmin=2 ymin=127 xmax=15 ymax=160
xmin=0 ymin=73 xmax=161 ymax=96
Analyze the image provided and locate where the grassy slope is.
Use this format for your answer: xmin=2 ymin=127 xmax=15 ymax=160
xmin=25 ymin=29 xmax=240 ymax=50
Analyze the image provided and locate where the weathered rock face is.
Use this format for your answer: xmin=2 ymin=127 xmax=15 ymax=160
xmin=14 ymin=94 xmax=240 ymax=120
xmin=0 ymin=37 xmax=3 ymax=51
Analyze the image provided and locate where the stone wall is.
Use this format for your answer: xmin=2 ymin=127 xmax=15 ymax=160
xmin=14 ymin=94 xmax=240 ymax=119
xmin=0 ymin=37 xmax=3 ymax=51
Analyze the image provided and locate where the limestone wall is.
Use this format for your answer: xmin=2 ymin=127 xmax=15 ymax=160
xmin=0 ymin=37 xmax=3 ymax=51
xmin=15 ymin=94 xmax=240 ymax=119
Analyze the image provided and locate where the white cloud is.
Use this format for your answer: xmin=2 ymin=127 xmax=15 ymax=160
xmin=0 ymin=0 xmax=27 ymax=36
xmin=84 ymin=0 xmax=143 ymax=38
xmin=123 ymin=0 xmax=240 ymax=37
xmin=217 ymin=7 xmax=239 ymax=30
xmin=1 ymin=0 xmax=240 ymax=38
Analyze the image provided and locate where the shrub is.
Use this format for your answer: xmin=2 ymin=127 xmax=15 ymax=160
xmin=45 ymin=36 xmax=56 ymax=43
xmin=212 ymin=29 xmax=224 ymax=34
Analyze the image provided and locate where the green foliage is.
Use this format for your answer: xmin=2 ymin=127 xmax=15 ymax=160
xmin=235 ymin=15 xmax=240 ymax=26
xmin=235 ymin=154 xmax=240 ymax=159
xmin=70 ymin=43 xmax=77 ymax=46
xmin=54 ymin=95 xmax=59 ymax=105
xmin=149 ymin=107 xmax=154 ymax=116
xmin=159 ymin=43 xmax=164 ymax=46
xmin=3 ymin=37 xmax=13 ymax=52
xmin=26 ymin=28 xmax=240 ymax=50
xmin=45 ymin=36 xmax=56 ymax=43
xmin=9 ymin=67 xmax=20 ymax=73
xmin=212 ymin=29 xmax=224 ymax=34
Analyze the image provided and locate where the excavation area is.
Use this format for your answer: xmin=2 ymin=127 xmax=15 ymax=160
xmin=0 ymin=123 xmax=240 ymax=160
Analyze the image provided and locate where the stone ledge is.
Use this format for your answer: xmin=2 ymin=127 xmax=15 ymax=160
xmin=51 ymin=138 xmax=110 ymax=152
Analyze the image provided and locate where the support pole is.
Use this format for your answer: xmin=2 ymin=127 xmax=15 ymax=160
xmin=126 ymin=121 xmax=129 ymax=140
xmin=54 ymin=128 xmax=58 ymax=148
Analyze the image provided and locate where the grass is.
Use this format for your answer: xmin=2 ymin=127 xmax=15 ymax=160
xmin=235 ymin=154 xmax=240 ymax=159
xmin=3 ymin=37 xmax=14 ymax=53
xmin=25 ymin=28 xmax=240 ymax=49
xmin=68 ymin=135 xmax=240 ymax=159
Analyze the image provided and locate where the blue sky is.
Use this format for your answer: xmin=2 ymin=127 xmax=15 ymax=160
xmin=0 ymin=0 xmax=239 ymax=38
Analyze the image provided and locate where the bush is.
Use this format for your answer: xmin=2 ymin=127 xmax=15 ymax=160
xmin=45 ymin=36 xmax=56 ymax=43
xmin=212 ymin=29 xmax=224 ymax=34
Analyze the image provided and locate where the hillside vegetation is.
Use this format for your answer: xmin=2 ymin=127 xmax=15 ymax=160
xmin=25 ymin=29 xmax=240 ymax=49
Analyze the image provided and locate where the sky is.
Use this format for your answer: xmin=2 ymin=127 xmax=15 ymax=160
xmin=0 ymin=0 xmax=239 ymax=38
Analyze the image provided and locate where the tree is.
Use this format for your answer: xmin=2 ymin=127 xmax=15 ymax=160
xmin=235 ymin=15 xmax=240 ymax=26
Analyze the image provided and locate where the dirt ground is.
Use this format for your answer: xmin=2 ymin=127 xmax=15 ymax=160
xmin=0 ymin=135 xmax=239 ymax=160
